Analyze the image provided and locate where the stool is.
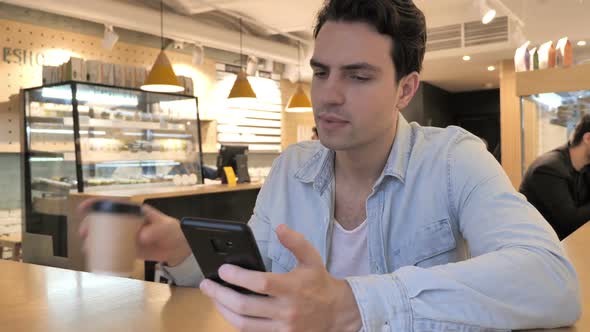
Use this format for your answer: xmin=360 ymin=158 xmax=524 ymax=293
xmin=0 ymin=233 xmax=22 ymax=261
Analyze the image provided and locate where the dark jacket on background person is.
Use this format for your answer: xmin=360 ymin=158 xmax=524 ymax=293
xmin=520 ymin=144 xmax=590 ymax=240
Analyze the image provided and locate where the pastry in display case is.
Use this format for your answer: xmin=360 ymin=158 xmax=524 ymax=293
xmin=22 ymin=81 xmax=203 ymax=257
xmin=520 ymin=89 xmax=590 ymax=175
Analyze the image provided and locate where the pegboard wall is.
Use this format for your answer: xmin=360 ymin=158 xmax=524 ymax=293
xmin=0 ymin=18 xmax=219 ymax=152
xmin=0 ymin=95 xmax=20 ymax=152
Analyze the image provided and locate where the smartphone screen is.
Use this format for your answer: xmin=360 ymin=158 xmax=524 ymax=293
xmin=180 ymin=217 xmax=267 ymax=295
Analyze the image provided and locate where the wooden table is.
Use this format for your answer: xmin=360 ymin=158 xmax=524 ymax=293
xmin=0 ymin=260 xmax=236 ymax=332
xmin=527 ymin=222 xmax=590 ymax=332
xmin=3 ymin=222 xmax=588 ymax=331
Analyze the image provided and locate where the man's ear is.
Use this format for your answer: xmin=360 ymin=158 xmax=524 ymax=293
xmin=396 ymin=72 xmax=421 ymax=110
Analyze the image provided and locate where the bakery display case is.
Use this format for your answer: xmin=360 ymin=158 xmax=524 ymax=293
xmin=22 ymin=81 xmax=203 ymax=257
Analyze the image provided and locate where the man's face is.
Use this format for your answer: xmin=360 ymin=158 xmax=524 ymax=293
xmin=311 ymin=21 xmax=400 ymax=151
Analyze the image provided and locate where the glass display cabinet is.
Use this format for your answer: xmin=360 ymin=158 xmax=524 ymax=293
xmin=22 ymin=81 xmax=203 ymax=257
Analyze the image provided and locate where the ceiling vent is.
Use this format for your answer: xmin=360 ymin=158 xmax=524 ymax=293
xmin=427 ymin=16 xmax=509 ymax=52
xmin=464 ymin=16 xmax=509 ymax=47
xmin=427 ymin=24 xmax=462 ymax=52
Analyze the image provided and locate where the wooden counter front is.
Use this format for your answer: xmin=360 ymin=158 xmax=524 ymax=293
xmin=0 ymin=260 xmax=235 ymax=332
xmin=66 ymin=183 xmax=262 ymax=276
xmin=22 ymin=183 xmax=262 ymax=277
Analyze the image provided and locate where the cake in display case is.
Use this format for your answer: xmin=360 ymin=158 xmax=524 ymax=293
xmin=22 ymin=81 xmax=203 ymax=257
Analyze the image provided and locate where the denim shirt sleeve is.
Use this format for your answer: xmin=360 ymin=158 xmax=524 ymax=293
xmin=347 ymin=132 xmax=581 ymax=331
xmin=160 ymin=253 xmax=203 ymax=287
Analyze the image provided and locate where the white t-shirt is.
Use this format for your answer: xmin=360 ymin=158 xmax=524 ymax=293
xmin=327 ymin=218 xmax=371 ymax=279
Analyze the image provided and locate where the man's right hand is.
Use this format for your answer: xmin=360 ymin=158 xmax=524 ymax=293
xmin=78 ymin=199 xmax=192 ymax=267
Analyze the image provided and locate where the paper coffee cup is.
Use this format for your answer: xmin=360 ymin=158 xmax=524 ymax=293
xmin=85 ymin=200 xmax=144 ymax=277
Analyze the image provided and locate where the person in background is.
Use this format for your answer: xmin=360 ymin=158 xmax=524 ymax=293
xmin=80 ymin=0 xmax=580 ymax=331
xmin=520 ymin=113 xmax=590 ymax=240
xmin=311 ymin=126 xmax=319 ymax=140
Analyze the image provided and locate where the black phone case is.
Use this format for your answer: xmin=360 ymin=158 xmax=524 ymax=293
xmin=180 ymin=217 xmax=267 ymax=295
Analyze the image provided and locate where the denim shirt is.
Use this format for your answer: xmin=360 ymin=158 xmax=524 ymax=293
xmin=165 ymin=115 xmax=581 ymax=331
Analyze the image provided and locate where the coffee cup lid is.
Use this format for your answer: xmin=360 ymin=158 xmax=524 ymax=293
xmin=90 ymin=201 xmax=142 ymax=216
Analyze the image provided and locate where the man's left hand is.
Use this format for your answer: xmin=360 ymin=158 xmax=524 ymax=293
xmin=199 ymin=224 xmax=363 ymax=332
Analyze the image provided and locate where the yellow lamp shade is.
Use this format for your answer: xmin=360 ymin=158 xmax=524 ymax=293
xmin=228 ymin=70 xmax=257 ymax=99
xmin=141 ymin=50 xmax=184 ymax=93
xmin=286 ymin=84 xmax=312 ymax=112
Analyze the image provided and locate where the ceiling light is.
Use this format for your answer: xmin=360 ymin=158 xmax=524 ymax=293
xmin=192 ymin=43 xmax=205 ymax=66
xmin=479 ymin=0 xmax=497 ymax=24
xmin=246 ymin=56 xmax=259 ymax=76
xmin=578 ymin=41 xmax=587 ymax=47
xmin=228 ymin=18 xmax=257 ymax=100
xmin=488 ymin=66 xmax=496 ymax=71
xmin=463 ymin=55 xmax=471 ymax=61
xmin=141 ymin=0 xmax=184 ymax=93
xmin=102 ymin=25 xmax=119 ymax=50
xmin=287 ymin=42 xmax=312 ymax=113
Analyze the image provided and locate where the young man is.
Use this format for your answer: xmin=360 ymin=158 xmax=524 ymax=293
xmin=520 ymin=114 xmax=590 ymax=240
xmin=81 ymin=1 xmax=580 ymax=331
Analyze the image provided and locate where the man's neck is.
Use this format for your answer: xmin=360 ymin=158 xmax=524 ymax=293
xmin=334 ymin=123 xmax=398 ymax=187
xmin=569 ymin=145 xmax=590 ymax=172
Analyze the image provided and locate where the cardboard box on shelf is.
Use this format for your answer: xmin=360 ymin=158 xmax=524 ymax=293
xmin=124 ymin=66 xmax=136 ymax=88
xmin=86 ymin=60 xmax=102 ymax=83
xmin=113 ymin=64 xmax=125 ymax=87
xmin=184 ymin=76 xmax=194 ymax=96
xmin=64 ymin=57 xmax=87 ymax=81
xmin=539 ymin=41 xmax=556 ymax=70
xmin=42 ymin=66 xmax=59 ymax=85
xmin=101 ymin=63 xmax=115 ymax=85
xmin=135 ymin=67 xmax=147 ymax=88
xmin=528 ymin=47 xmax=539 ymax=71
xmin=514 ymin=41 xmax=530 ymax=72
xmin=177 ymin=75 xmax=188 ymax=94
xmin=556 ymin=37 xmax=573 ymax=67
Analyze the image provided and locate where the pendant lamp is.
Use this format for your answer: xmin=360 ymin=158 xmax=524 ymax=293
xmin=141 ymin=0 xmax=184 ymax=93
xmin=286 ymin=41 xmax=312 ymax=112
xmin=228 ymin=18 xmax=257 ymax=100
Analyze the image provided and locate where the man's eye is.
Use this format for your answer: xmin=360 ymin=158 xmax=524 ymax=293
xmin=350 ymin=74 xmax=370 ymax=81
xmin=313 ymin=71 xmax=328 ymax=78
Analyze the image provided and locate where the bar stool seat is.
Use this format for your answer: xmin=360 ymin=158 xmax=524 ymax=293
xmin=0 ymin=233 xmax=22 ymax=261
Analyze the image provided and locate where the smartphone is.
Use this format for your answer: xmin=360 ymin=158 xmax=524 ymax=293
xmin=180 ymin=217 xmax=267 ymax=295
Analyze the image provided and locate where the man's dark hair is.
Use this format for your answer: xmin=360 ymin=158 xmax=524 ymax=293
xmin=570 ymin=113 xmax=590 ymax=147
xmin=312 ymin=126 xmax=318 ymax=136
xmin=313 ymin=0 xmax=427 ymax=82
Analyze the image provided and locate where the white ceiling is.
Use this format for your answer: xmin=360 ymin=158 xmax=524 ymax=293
xmin=161 ymin=0 xmax=590 ymax=92
xmin=6 ymin=0 xmax=590 ymax=92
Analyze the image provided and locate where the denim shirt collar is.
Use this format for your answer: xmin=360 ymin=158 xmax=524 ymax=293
xmin=294 ymin=114 xmax=413 ymax=194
